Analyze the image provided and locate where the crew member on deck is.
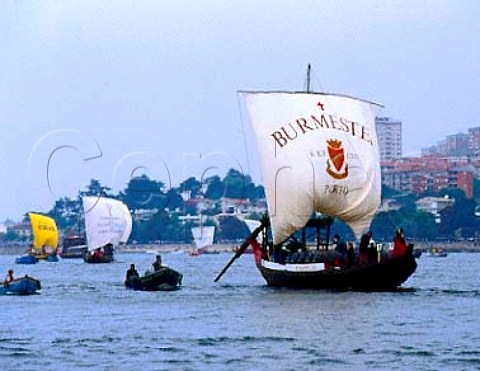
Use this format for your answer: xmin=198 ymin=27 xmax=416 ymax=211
xmin=346 ymin=242 xmax=355 ymax=267
xmin=94 ymin=247 xmax=104 ymax=258
xmin=359 ymin=231 xmax=372 ymax=265
xmin=333 ymin=234 xmax=347 ymax=255
xmin=125 ymin=264 xmax=139 ymax=285
xmin=4 ymin=269 xmax=14 ymax=285
xmin=392 ymin=228 xmax=408 ymax=257
xmin=368 ymin=241 xmax=377 ymax=264
xmin=152 ymin=255 xmax=163 ymax=271
xmin=104 ymin=243 xmax=113 ymax=256
xmin=333 ymin=234 xmax=348 ymax=265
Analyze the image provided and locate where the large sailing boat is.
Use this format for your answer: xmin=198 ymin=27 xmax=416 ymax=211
xmin=16 ymin=213 xmax=59 ymax=264
xmin=216 ymin=66 xmax=417 ymax=290
xmin=82 ymin=196 xmax=132 ymax=263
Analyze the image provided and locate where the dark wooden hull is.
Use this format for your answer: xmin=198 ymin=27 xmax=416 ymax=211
xmin=125 ymin=267 xmax=183 ymax=291
xmin=61 ymin=252 xmax=86 ymax=259
xmin=61 ymin=247 xmax=87 ymax=259
xmin=84 ymin=254 xmax=114 ymax=264
xmin=257 ymin=250 xmax=417 ymax=291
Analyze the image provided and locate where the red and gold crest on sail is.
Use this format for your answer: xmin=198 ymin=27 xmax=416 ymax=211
xmin=326 ymin=139 xmax=348 ymax=179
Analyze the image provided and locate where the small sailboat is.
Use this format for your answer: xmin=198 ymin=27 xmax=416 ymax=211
xmin=82 ymin=196 xmax=132 ymax=263
xmin=216 ymin=66 xmax=417 ymax=291
xmin=16 ymin=213 xmax=59 ymax=264
xmin=190 ymin=226 xmax=216 ymax=255
xmin=425 ymin=246 xmax=447 ymax=258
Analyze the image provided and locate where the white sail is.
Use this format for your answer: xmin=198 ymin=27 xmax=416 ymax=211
xmin=191 ymin=226 xmax=215 ymax=249
xmin=82 ymin=196 xmax=133 ymax=251
xmin=244 ymin=219 xmax=262 ymax=243
xmin=243 ymin=92 xmax=381 ymax=244
xmin=244 ymin=219 xmax=261 ymax=232
xmin=120 ymin=209 xmax=133 ymax=244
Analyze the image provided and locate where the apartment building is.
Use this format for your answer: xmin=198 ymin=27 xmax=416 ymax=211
xmin=376 ymin=117 xmax=402 ymax=162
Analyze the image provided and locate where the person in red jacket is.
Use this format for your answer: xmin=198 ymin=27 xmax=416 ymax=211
xmin=392 ymin=228 xmax=408 ymax=257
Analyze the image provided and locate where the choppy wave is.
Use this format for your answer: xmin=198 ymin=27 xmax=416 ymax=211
xmin=417 ymin=287 xmax=480 ymax=297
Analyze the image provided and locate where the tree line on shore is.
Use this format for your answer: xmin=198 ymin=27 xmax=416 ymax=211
xmin=3 ymin=169 xmax=480 ymax=244
xmin=4 ymin=169 xmax=263 ymax=244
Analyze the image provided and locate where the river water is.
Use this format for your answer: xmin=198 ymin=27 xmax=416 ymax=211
xmin=1 ymin=252 xmax=479 ymax=370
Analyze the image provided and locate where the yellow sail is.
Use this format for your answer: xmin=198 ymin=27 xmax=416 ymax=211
xmin=29 ymin=213 xmax=58 ymax=250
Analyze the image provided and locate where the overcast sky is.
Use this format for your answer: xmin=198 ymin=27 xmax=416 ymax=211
xmin=1 ymin=0 xmax=479 ymax=221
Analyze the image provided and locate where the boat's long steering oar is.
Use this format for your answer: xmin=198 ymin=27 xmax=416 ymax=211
xmin=214 ymin=223 xmax=265 ymax=282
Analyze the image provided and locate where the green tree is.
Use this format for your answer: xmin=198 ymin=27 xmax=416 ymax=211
xmin=80 ymin=179 xmax=111 ymax=197
xmin=140 ymin=211 xmax=184 ymax=243
xmin=381 ymin=184 xmax=401 ymax=200
xmin=221 ymin=168 xmax=265 ymax=200
xmin=48 ymin=197 xmax=83 ymax=231
xmin=371 ymin=207 xmax=438 ymax=241
xmin=216 ymin=216 xmax=249 ymax=241
xmin=438 ymin=189 xmax=478 ymax=238
xmin=5 ymin=230 xmax=19 ymax=241
xmin=120 ymin=175 xmax=166 ymax=210
xmin=205 ymin=175 xmax=224 ymax=200
xmin=223 ymin=168 xmax=248 ymax=199
xmin=179 ymin=177 xmax=201 ymax=199
xmin=473 ymin=177 xmax=480 ymax=199
xmin=165 ymin=189 xmax=184 ymax=211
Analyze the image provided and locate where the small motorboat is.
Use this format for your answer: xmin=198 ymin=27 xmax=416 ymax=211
xmin=0 ymin=276 xmax=41 ymax=295
xmin=15 ymin=253 xmax=59 ymax=264
xmin=15 ymin=254 xmax=38 ymax=264
xmin=125 ymin=267 xmax=183 ymax=291
xmin=188 ymin=249 xmax=202 ymax=257
xmin=425 ymin=247 xmax=447 ymax=257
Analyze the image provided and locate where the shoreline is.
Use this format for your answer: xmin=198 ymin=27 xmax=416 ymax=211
xmin=0 ymin=244 xmax=238 ymax=256
xmin=1 ymin=241 xmax=480 ymax=255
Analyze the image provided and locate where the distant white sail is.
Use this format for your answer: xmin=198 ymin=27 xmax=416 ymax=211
xmin=120 ymin=209 xmax=133 ymax=244
xmin=244 ymin=219 xmax=262 ymax=243
xmin=82 ymin=196 xmax=133 ymax=251
xmin=244 ymin=219 xmax=261 ymax=232
xmin=243 ymin=92 xmax=381 ymax=244
xmin=191 ymin=226 xmax=215 ymax=249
